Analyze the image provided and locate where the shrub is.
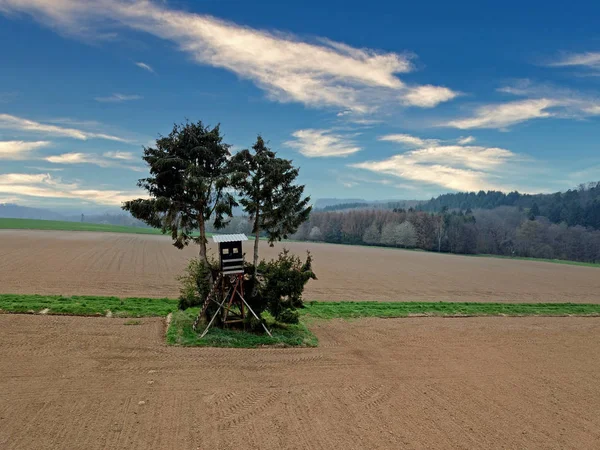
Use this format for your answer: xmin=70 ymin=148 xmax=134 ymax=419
xmin=257 ymin=249 xmax=316 ymax=323
xmin=177 ymin=257 xmax=218 ymax=310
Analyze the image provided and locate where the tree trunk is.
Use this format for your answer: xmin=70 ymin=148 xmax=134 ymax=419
xmin=253 ymin=216 xmax=260 ymax=270
xmin=198 ymin=216 xmax=208 ymax=265
xmin=198 ymin=214 xmax=213 ymax=322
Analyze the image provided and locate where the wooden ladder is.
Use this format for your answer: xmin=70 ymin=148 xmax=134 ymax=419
xmin=192 ymin=272 xmax=223 ymax=332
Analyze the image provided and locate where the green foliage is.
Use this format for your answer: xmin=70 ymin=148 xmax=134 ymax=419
xmin=256 ymin=249 xmax=316 ymax=323
xmin=177 ymin=257 xmax=219 ymax=310
xmin=0 ymin=218 xmax=164 ymax=235
xmin=166 ymin=308 xmax=318 ymax=348
xmin=122 ymin=120 xmax=236 ymax=260
xmin=0 ymin=294 xmax=178 ymax=317
xmin=301 ymin=301 xmax=600 ymax=320
xmin=231 ymin=135 xmax=311 ymax=266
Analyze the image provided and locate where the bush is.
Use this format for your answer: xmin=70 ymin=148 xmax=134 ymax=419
xmin=257 ymin=249 xmax=316 ymax=323
xmin=179 ymin=249 xmax=316 ymax=330
xmin=177 ymin=257 xmax=218 ymax=310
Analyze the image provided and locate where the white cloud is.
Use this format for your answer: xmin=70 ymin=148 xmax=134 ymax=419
xmin=353 ymin=134 xmax=524 ymax=192
xmin=103 ymin=151 xmax=135 ymax=160
xmin=45 ymin=152 xmax=142 ymax=171
xmin=95 ymin=93 xmax=142 ymax=102
xmin=135 ymin=61 xmax=154 ymax=73
xmin=285 ymin=129 xmax=361 ymax=157
xmin=549 ymin=52 xmax=600 ymax=69
xmin=401 ymin=85 xmax=459 ymax=108
xmin=0 ymin=140 xmax=50 ymax=160
xmin=378 ymin=134 xmax=439 ymax=148
xmin=0 ymin=172 xmax=146 ymax=205
xmin=0 ymin=113 xmax=129 ymax=142
xmin=445 ymin=99 xmax=557 ymax=129
xmin=0 ymin=0 xmax=458 ymax=113
xmin=457 ymin=136 xmax=475 ymax=145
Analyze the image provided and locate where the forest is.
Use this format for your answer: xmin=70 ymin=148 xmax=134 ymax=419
xmin=216 ymin=182 xmax=600 ymax=263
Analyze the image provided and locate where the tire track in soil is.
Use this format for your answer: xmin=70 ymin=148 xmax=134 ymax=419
xmin=2 ymin=315 xmax=600 ymax=449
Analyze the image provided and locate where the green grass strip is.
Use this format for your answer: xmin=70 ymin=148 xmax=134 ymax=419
xmin=469 ymin=253 xmax=600 ymax=268
xmin=0 ymin=294 xmax=178 ymax=317
xmin=0 ymin=218 xmax=165 ymax=235
xmin=301 ymin=301 xmax=600 ymax=319
xmin=166 ymin=308 xmax=318 ymax=348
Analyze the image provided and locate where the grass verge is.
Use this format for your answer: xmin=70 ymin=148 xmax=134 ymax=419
xmin=166 ymin=308 xmax=318 ymax=348
xmin=0 ymin=218 xmax=165 ymax=235
xmin=301 ymin=301 xmax=600 ymax=319
xmin=0 ymin=294 xmax=178 ymax=317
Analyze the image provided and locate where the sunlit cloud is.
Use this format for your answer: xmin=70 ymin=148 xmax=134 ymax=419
xmin=0 ymin=113 xmax=130 ymax=142
xmin=285 ymin=129 xmax=361 ymax=157
xmin=0 ymin=172 xmax=146 ymax=205
xmin=0 ymin=0 xmax=458 ymax=113
xmin=0 ymin=140 xmax=51 ymax=160
xmin=401 ymin=85 xmax=460 ymax=108
xmin=45 ymin=152 xmax=143 ymax=171
xmin=378 ymin=134 xmax=440 ymax=148
xmin=548 ymin=52 xmax=600 ymax=70
xmin=353 ymin=133 xmax=526 ymax=192
xmin=445 ymin=99 xmax=557 ymax=129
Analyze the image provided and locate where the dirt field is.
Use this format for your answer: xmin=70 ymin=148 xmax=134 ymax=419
xmin=0 ymin=314 xmax=599 ymax=449
xmin=1 ymin=229 xmax=599 ymax=302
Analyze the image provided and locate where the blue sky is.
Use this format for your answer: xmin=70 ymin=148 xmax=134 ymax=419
xmin=1 ymin=0 xmax=600 ymax=211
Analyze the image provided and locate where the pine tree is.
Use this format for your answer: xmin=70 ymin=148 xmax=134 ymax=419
xmin=123 ymin=120 xmax=236 ymax=265
xmin=231 ymin=136 xmax=311 ymax=269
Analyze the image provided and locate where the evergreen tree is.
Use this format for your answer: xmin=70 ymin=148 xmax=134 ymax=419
xmin=528 ymin=202 xmax=540 ymax=220
xmin=123 ymin=120 xmax=235 ymax=265
xmin=231 ymin=136 xmax=311 ymax=268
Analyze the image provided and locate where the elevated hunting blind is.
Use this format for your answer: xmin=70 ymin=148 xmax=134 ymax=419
xmin=213 ymin=233 xmax=247 ymax=275
xmin=192 ymin=233 xmax=272 ymax=338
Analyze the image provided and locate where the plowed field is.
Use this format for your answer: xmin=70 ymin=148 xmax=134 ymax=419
xmin=1 ymin=229 xmax=599 ymax=302
xmin=1 ymin=314 xmax=599 ymax=449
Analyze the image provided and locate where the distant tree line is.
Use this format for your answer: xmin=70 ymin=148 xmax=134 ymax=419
xmin=418 ymin=182 xmax=600 ymax=230
xmin=289 ymin=204 xmax=600 ymax=263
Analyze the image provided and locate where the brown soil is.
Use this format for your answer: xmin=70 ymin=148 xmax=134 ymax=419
xmin=1 ymin=229 xmax=599 ymax=302
xmin=1 ymin=314 xmax=599 ymax=449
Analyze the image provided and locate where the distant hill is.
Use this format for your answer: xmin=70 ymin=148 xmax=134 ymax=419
xmin=0 ymin=204 xmax=67 ymax=221
xmin=0 ymin=203 xmax=150 ymax=228
xmin=313 ymin=198 xmax=367 ymax=209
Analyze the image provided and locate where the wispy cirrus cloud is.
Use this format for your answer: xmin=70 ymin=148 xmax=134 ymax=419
xmin=135 ymin=61 xmax=154 ymax=73
xmin=0 ymin=0 xmax=458 ymax=113
xmin=353 ymin=133 xmax=526 ymax=192
xmin=0 ymin=140 xmax=51 ymax=160
xmin=446 ymin=80 xmax=600 ymax=130
xmin=45 ymin=151 xmax=142 ymax=171
xmin=285 ymin=129 xmax=362 ymax=157
xmin=378 ymin=134 xmax=440 ymax=148
xmin=445 ymin=98 xmax=557 ymax=130
xmin=548 ymin=52 xmax=600 ymax=70
xmin=0 ymin=173 xmax=146 ymax=205
xmin=95 ymin=93 xmax=142 ymax=103
xmin=103 ymin=151 xmax=135 ymax=160
xmin=0 ymin=113 xmax=130 ymax=142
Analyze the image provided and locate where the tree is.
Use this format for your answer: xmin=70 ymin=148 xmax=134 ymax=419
xmin=309 ymin=226 xmax=323 ymax=241
xmin=528 ymin=202 xmax=540 ymax=220
xmin=123 ymin=120 xmax=236 ymax=266
xmin=380 ymin=222 xmax=402 ymax=246
xmin=362 ymin=223 xmax=380 ymax=245
xmin=231 ymin=136 xmax=311 ymax=269
xmin=396 ymin=221 xmax=417 ymax=248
